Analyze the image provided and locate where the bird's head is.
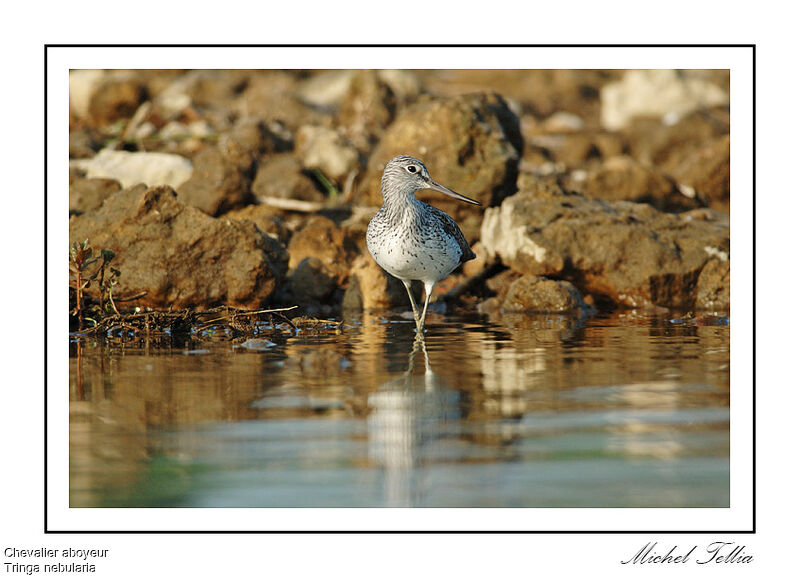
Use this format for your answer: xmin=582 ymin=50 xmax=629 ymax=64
xmin=380 ymin=155 xmax=480 ymax=205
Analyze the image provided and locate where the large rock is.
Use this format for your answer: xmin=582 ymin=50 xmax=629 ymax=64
xmin=71 ymin=149 xmax=193 ymax=190
xmin=176 ymin=138 xmax=255 ymax=216
xmin=481 ymin=175 xmax=729 ymax=309
xmin=68 ymin=185 xmax=288 ymax=308
xmin=358 ymin=93 xmax=523 ymax=213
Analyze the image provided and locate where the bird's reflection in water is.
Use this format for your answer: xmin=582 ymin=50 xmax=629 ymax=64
xmin=367 ymin=336 xmax=460 ymax=507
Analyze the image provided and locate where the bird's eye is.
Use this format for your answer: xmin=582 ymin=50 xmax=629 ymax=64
xmin=406 ymin=165 xmax=417 ymax=174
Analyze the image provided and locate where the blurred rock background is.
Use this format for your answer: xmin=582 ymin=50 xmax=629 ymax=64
xmin=69 ymin=69 xmax=730 ymax=314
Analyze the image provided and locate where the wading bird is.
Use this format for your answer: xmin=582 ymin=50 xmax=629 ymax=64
xmin=366 ymin=155 xmax=480 ymax=335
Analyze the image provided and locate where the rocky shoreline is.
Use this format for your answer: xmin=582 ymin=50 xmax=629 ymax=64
xmin=69 ymin=69 xmax=730 ymax=323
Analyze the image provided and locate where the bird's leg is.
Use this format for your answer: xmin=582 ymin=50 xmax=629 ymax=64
xmin=402 ymin=280 xmax=421 ymax=325
xmin=417 ymin=282 xmax=435 ymax=334
xmin=418 ymin=334 xmax=431 ymax=374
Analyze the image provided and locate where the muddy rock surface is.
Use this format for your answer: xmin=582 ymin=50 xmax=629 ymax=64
xmin=481 ymin=175 xmax=729 ymax=309
xmin=69 ymin=185 xmax=288 ymax=308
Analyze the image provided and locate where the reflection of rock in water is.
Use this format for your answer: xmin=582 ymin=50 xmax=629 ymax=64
xmin=367 ymin=337 xmax=459 ymax=507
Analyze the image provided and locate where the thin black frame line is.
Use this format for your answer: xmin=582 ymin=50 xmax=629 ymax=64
xmin=44 ymin=529 xmax=753 ymax=535
xmin=46 ymin=43 xmax=754 ymax=48
xmin=44 ymin=43 xmax=49 ymax=534
xmin=751 ymin=43 xmax=757 ymax=534
xmin=48 ymin=44 xmax=754 ymax=534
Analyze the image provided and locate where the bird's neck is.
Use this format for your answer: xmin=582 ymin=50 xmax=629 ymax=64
xmin=381 ymin=187 xmax=424 ymax=216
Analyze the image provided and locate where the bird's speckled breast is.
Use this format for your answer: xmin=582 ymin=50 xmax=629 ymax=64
xmin=367 ymin=203 xmax=462 ymax=285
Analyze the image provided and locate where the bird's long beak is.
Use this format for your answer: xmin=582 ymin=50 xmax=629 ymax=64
xmin=426 ymin=179 xmax=481 ymax=206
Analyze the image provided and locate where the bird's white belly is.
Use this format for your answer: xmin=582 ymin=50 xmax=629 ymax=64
xmin=367 ymin=229 xmax=461 ymax=284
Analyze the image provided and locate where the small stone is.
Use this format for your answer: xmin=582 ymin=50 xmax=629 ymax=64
xmin=541 ymin=111 xmax=586 ymax=133
xmin=295 ymin=125 xmax=359 ymax=183
xmin=70 ymin=149 xmax=193 ymax=190
xmin=251 ymin=153 xmax=324 ymax=202
xmin=176 ymin=139 xmax=255 ymax=216
xmin=502 ymin=275 xmax=587 ymax=312
xmin=296 ymin=70 xmax=357 ymax=109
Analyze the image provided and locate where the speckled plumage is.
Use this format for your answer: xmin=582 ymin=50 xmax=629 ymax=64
xmin=367 ymin=155 xmax=479 ymax=334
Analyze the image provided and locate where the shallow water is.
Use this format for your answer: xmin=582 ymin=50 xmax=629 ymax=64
xmin=69 ymin=309 xmax=729 ymax=508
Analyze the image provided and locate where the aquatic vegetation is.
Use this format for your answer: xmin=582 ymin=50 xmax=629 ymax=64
xmin=69 ymin=239 xmax=120 ymax=328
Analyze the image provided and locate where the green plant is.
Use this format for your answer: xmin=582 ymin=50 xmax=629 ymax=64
xmin=69 ymin=240 xmax=121 ymax=327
